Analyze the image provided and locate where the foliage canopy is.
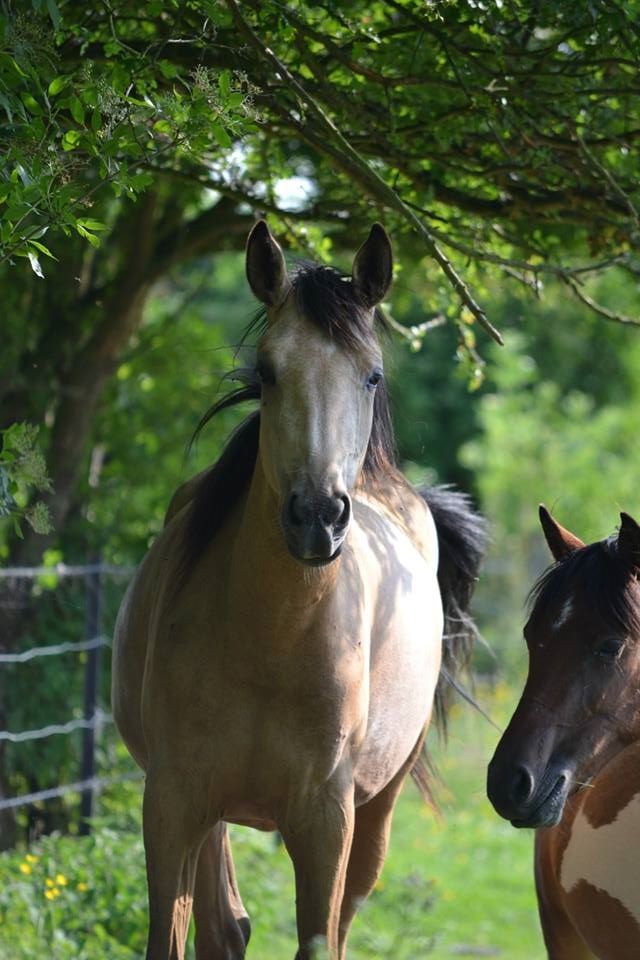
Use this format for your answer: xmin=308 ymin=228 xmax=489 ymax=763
xmin=2 ymin=0 xmax=640 ymax=339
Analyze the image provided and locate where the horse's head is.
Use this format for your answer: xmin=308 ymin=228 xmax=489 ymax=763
xmin=245 ymin=221 xmax=393 ymax=566
xmin=487 ymin=506 xmax=640 ymax=828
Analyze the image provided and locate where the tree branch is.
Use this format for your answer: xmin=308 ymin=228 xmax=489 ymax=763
xmin=226 ymin=0 xmax=504 ymax=345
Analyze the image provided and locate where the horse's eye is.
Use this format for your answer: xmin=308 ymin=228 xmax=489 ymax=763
xmin=594 ymin=638 xmax=624 ymax=661
xmin=256 ymin=362 xmax=275 ymax=386
xmin=367 ymin=368 xmax=383 ymax=390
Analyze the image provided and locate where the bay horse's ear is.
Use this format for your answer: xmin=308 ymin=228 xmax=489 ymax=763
xmin=618 ymin=512 xmax=640 ymax=573
xmin=352 ymin=223 xmax=393 ymax=309
xmin=539 ymin=504 xmax=585 ymax=561
xmin=246 ymin=220 xmax=291 ymax=308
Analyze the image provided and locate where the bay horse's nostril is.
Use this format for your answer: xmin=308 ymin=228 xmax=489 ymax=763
xmin=510 ymin=765 xmax=536 ymax=806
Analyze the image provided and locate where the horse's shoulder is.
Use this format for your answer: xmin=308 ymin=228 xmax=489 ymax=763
xmin=356 ymin=474 xmax=436 ymax=563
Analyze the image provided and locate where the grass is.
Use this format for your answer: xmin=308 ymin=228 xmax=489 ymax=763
xmin=0 ymin=683 xmax=546 ymax=958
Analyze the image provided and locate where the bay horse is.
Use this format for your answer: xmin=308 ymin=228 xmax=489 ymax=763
xmin=112 ymin=221 xmax=485 ymax=960
xmin=487 ymin=505 xmax=640 ymax=959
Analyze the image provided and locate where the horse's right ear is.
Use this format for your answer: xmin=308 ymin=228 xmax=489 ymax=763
xmin=617 ymin=512 xmax=640 ymax=573
xmin=539 ymin=505 xmax=585 ymax=561
xmin=246 ymin=220 xmax=291 ymax=307
xmin=352 ymin=223 xmax=393 ymax=309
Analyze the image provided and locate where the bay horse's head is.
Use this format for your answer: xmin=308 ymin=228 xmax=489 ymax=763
xmin=487 ymin=506 xmax=640 ymax=828
xmin=245 ymin=221 xmax=393 ymax=566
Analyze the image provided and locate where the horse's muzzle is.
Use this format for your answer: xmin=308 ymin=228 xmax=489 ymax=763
xmin=487 ymin=753 xmax=572 ymax=828
xmin=281 ymin=490 xmax=352 ymax=565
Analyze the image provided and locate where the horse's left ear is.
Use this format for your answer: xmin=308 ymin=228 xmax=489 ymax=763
xmin=539 ymin=504 xmax=585 ymax=561
xmin=352 ymin=223 xmax=393 ymax=309
xmin=617 ymin=512 xmax=640 ymax=572
xmin=246 ymin=220 xmax=291 ymax=308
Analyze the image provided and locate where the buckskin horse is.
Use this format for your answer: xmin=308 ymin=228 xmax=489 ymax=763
xmin=112 ymin=221 xmax=485 ymax=959
xmin=488 ymin=505 xmax=640 ymax=959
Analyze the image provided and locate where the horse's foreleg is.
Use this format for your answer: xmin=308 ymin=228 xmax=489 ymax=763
xmin=337 ymin=768 xmax=408 ymax=959
xmin=193 ymin=822 xmax=250 ymax=960
xmin=535 ymin=830 xmax=594 ymax=960
xmin=143 ymin=777 xmax=208 ymax=960
xmin=281 ymin=786 xmax=356 ymax=960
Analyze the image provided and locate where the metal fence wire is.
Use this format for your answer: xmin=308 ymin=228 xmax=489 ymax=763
xmin=0 ymin=561 xmax=142 ymax=830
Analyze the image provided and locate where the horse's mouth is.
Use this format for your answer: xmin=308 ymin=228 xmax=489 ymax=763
xmin=298 ymin=545 xmax=343 ymax=568
xmin=510 ymin=773 xmax=570 ymax=829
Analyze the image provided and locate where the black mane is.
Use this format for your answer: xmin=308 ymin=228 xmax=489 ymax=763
xmin=181 ymin=262 xmax=397 ymax=571
xmin=528 ymin=536 xmax=640 ymax=635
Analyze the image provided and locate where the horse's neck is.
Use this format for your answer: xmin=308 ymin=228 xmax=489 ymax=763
xmin=228 ymin=457 xmax=340 ymax=624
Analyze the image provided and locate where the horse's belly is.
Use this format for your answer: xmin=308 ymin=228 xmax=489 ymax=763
xmin=557 ymin=746 xmax=640 ymax=958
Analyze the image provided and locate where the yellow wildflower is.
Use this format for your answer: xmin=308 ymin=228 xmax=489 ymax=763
xmin=44 ymin=887 xmax=60 ymax=901
xmin=25 ymin=853 xmax=39 ymax=864
xmin=45 ymin=877 xmax=55 ymax=888
xmin=19 ymin=862 xmax=32 ymax=875
xmin=76 ymin=882 xmax=89 ymax=892
xmin=55 ymin=873 xmax=67 ymax=886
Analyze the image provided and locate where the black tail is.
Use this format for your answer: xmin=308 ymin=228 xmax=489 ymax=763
xmin=420 ymin=484 xmax=487 ymax=738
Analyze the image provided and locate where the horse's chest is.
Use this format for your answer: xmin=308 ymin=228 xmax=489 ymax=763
xmin=163 ymin=615 xmax=367 ymax=767
xmin=558 ymin=778 xmax=640 ymax=952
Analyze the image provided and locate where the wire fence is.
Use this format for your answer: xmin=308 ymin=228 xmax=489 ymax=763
xmin=0 ymin=561 xmax=140 ymax=831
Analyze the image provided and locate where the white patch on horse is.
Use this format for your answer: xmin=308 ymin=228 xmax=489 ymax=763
xmin=560 ymin=791 xmax=640 ymax=926
xmin=552 ymin=597 xmax=575 ymax=632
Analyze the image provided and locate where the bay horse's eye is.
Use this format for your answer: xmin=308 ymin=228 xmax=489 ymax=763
xmin=367 ymin=368 xmax=383 ymax=390
xmin=594 ymin=638 xmax=624 ymax=661
xmin=256 ymin=362 xmax=276 ymax=386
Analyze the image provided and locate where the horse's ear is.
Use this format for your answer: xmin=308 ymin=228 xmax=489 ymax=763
xmin=539 ymin=504 xmax=585 ymax=561
xmin=617 ymin=512 xmax=640 ymax=572
xmin=352 ymin=223 xmax=393 ymax=309
xmin=245 ymin=220 xmax=291 ymax=307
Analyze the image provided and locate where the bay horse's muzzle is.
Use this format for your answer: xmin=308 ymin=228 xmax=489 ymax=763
xmin=282 ymin=489 xmax=352 ymax=565
xmin=487 ymin=750 xmax=572 ymax=828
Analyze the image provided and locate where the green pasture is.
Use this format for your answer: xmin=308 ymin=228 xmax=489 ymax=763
xmin=0 ymin=684 xmax=545 ymax=959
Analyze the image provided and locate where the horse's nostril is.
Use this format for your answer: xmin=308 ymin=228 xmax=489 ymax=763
xmin=510 ymin=765 xmax=535 ymax=806
xmin=336 ymin=494 xmax=351 ymax=527
xmin=288 ymin=493 xmax=303 ymax=526
xmin=286 ymin=491 xmax=352 ymax=532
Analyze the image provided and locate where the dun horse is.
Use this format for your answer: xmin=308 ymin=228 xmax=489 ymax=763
xmin=488 ymin=506 xmax=640 ymax=959
xmin=112 ymin=221 xmax=485 ymax=959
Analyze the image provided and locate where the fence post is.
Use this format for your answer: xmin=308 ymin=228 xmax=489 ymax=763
xmin=79 ymin=554 xmax=102 ymax=835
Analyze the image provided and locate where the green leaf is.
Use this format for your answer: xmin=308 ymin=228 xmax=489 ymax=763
xmin=62 ymin=129 xmax=82 ymax=151
xmin=20 ymin=93 xmax=42 ymax=116
xmin=69 ymin=96 xmax=85 ymax=124
xmin=28 ymin=240 xmax=57 ymax=261
xmin=46 ymin=0 xmax=61 ymax=30
xmin=75 ymin=218 xmax=107 ymax=232
xmin=211 ymin=123 xmax=232 ymax=148
xmin=218 ymin=70 xmax=231 ymax=99
xmin=75 ymin=224 xmax=101 ymax=247
xmin=48 ymin=76 xmax=69 ymax=97
xmin=0 ymin=93 xmax=13 ymax=122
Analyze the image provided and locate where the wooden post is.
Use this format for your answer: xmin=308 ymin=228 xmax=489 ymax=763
xmin=79 ymin=555 xmax=101 ymax=835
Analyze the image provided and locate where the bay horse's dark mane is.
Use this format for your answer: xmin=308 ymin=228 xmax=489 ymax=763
xmin=181 ymin=262 xmax=397 ymax=571
xmin=528 ymin=536 xmax=640 ymax=635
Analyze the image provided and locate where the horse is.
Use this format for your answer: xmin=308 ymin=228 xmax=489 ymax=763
xmin=112 ymin=219 xmax=485 ymax=960
xmin=487 ymin=505 xmax=640 ymax=959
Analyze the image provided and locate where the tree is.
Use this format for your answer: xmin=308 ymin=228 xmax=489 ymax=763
xmin=3 ymin=0 xmax=639 ymax=565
